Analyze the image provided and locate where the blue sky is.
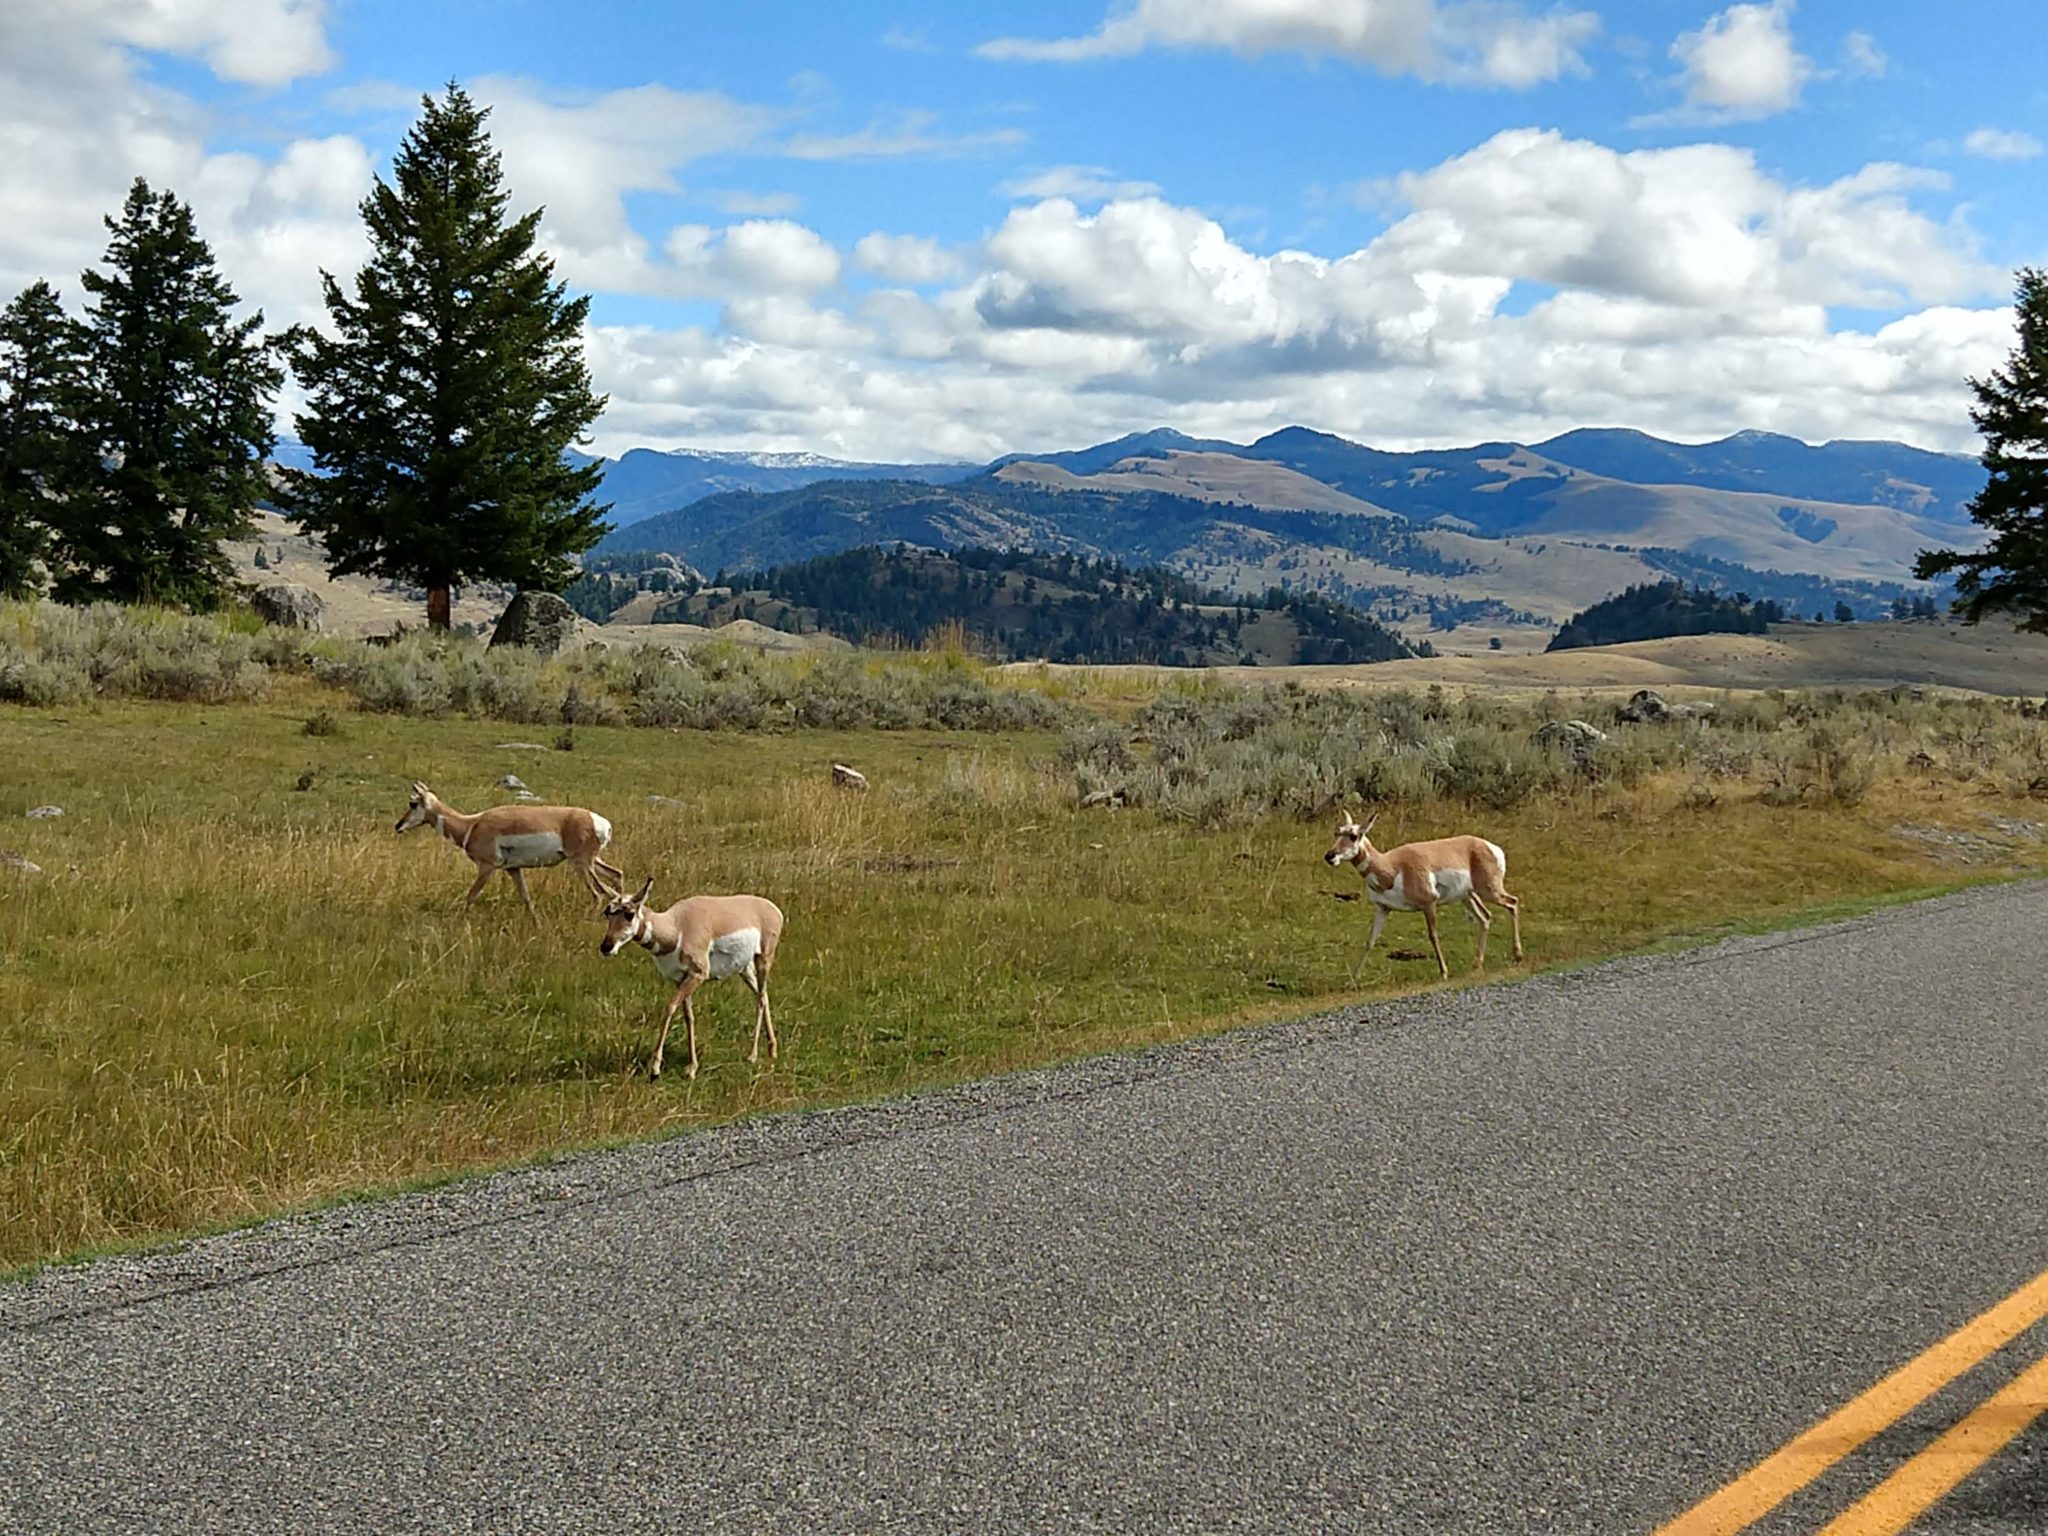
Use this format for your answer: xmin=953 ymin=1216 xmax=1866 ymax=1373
xmin=3 ymin=1 xmax=2043 ymax=460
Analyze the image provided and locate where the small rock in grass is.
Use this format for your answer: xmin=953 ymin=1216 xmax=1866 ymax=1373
xmin=513 ymin=790 xmax=541 ymax=803
xmin=498 ymin=774 xmax=529 ymax=791
xmin=646 ymin=795 xmax=687 ymax=810
xmin=496 ymin=742 xmax=549 ymax=751
xmin=2 ymin=848 xmax=41 ymax=874
xmin=831 ymin=762 xmax=869 ymax=791
xmin=25 ymin=805 xmax=62 ymax=819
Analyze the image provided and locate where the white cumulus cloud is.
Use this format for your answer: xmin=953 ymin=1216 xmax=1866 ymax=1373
xmin=1963 ymin=127 xmax=2043 ymax=161
xmin=979 ymin=0 xmax=1599 ymax=88
xmin=1663 ymin=0 xmax=1812 ymax=121
xmin=853 ymin=233 xmax=962 ymax=285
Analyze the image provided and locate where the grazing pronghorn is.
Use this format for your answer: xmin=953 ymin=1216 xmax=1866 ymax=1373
xmin=1324 ymin=810 xmax=1523 ymax=979
xmin=598 ymin=878 xmax=783 ymax=1081
xmin=395 ymin=781 xmax=624 ymax=915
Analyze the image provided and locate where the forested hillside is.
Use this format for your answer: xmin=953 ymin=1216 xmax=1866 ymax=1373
xmin=1547 ymin=581 xmax=1785 ymax=652
xmin=647 ymin=545 xmax=1422 ymax=666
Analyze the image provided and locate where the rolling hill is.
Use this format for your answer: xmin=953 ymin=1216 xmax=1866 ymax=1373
xmin=594 ymin=446 xmax=979 ymax=527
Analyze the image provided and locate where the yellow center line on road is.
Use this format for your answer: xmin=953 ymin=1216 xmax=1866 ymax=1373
xmin=1655 ymin=1265 xmax=2048 ymax=1536
xmin=1812 ymin=1347 xmax=2048 ymax=1536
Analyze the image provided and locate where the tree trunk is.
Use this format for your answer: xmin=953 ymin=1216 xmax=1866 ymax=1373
xmin=427 ymin=584 xmax=452 ymax=630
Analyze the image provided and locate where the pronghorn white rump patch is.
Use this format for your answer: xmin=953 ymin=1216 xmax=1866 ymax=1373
xmin=590 ymin=814 xmax=613 ymax=849
xmin=493 ymin=831 xmax=568 ymax=869
xmin=707 ymin=927 xmax=763 ymax=980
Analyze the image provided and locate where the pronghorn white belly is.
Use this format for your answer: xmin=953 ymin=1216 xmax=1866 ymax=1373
xmin=1368 ymin=868 xmax=1468 ymax=910
xmin=1367 ymin=870 xmax=1417 ymax=912
xmin=1428 ymin=867 xmax=1475 ymax=903
xmin=493 ymin=831 xmax=567 ymax=869
xmin=707 ymin=927 xmax=762 ymax=980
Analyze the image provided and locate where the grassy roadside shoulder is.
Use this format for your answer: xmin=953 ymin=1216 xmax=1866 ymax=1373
xmin=5 ymin=687 xmax=2047 ymax=1274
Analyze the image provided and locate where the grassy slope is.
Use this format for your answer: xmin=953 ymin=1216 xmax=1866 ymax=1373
xmin=3 ymin=686 xmax=2042 ymax=1271
xmin=1020 ymin=620 xmax=2048 ymax=699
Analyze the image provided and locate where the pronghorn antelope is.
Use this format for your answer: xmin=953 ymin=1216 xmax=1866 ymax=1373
xmin=395 ymin=781 xmax=625 ymax=915
xmin=1324 ymin=810 xmax=1523 ymax=979
xmin=598 ymin=879 xmax=783 ymax=1081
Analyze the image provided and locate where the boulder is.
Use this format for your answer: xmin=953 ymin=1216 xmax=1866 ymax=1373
xmin=251 ymin=582 xmax=326 ymax=631
xmin=489 ymin=591 xmax=582 ymax=656
xmin=1618 ymin=689 xmax=1671 ymax=723
xmin=1532 ymin=719 xmax=1608 ymax=762
xmin=1616 ymin=689 xmax=1711 ymax=724
xmin=25 ymin=805 xmax=62 ymax=819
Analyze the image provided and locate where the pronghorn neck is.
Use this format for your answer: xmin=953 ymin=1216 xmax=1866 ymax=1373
xmin=1352 ymin=842 xmax=1391 ymax=880
xmin=631 ymin=907 xmax=675 ymax=955
xmin=429 ymin=800 xmax=479 ymax=849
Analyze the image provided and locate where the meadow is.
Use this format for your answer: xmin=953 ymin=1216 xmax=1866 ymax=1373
xmin=4 ymin=601 xmax=2047 ymax=1273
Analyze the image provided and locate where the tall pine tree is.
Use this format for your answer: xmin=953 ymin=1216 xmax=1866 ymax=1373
xmin=0 ymin=281 xmax=88 ymax=598
xmin=1916 ymin=267 xmax=2048 ymax=629
xmin=282 ymin=84 xmax=608 ymax=629
xmin=61 ymin=180 xmax=280 ymax=608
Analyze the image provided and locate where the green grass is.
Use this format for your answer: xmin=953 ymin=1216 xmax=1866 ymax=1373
xmin=4 ymin=683 xmax=2044 ymax=1273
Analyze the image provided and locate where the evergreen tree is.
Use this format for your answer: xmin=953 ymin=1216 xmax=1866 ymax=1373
xmin=58 ymin=183 xmax=279 ymax=607
xmin=0 ymin=282 xmax=89 ymax=598
xmin=282 ymin=84 xmax=607 ymax=628
xmin=1916 ymin=267 xmax=2048 ymax=629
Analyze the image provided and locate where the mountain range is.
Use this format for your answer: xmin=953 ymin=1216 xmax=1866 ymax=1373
xmin=583 ymin=425 xmax=1979 ymax=641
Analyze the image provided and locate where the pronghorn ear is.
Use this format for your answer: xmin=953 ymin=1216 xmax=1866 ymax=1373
xmin=634 ymin=877 xmax=654 ymax=906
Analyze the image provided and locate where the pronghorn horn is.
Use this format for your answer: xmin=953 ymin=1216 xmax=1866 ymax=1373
xmin=1360 ymin=812 xmax=1379 ymax=836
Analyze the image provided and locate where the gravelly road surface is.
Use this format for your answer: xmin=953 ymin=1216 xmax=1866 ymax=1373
xmin=6 ymin=883 xmax=2048 ymax=1535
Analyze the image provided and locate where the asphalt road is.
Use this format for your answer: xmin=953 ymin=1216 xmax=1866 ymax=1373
xmin=6 ymin=882 xmax=2048 ymax=1534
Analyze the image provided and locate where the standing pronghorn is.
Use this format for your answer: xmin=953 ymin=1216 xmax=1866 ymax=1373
xmin=1324 ymin=810 xmax=1523 ymax=979
xmin=395 ymin=781 xmax=625 ymax=915
xmin=598 ymin=878 xmax=783 ymax=1081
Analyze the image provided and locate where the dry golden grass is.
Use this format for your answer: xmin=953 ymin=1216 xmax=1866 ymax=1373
xmin=1015 ymin=620 xmax=2048 ymax=700
xmin=3 ymin=682 xmax=2045 ymax=1274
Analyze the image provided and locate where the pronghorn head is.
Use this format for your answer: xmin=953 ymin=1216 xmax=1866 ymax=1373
xmin=599 ymin=877 xmax=656 ymax=957
xmin=1324 ymin=809 xmax=1379 ymax=867
xmin=395 ymin=781 xmax=436 ymax=834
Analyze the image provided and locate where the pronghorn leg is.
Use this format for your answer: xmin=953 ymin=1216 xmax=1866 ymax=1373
xmin=508 ymin=867 xmax=537 ymax=918
xmin=650 ymin=974 xmax=703 ymax=1081
xmin=1422 ymin=902 xmax=1448 ymax=979
xmin=682 ymin=992 xmax=700 ymax=1080
xmin=460 ymin=864 xmax=494 ymax=913
xmin=1501 ymin=891 xmax=1524 ymax=962
xmin=1467 ymin=894 xmax=1492 ymax=969
xmin=579 ymin=861 xmax=611 ymax=909
xmin=593 ymin=857 xmax=625 ymax=892
xmin=743 ymin=970 xmax=764 ymax=1064
xmin=1352 ymin=905 xmax=1388 ymax=979
xmin=744 ymin=959 xmax=778 ymax=1062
